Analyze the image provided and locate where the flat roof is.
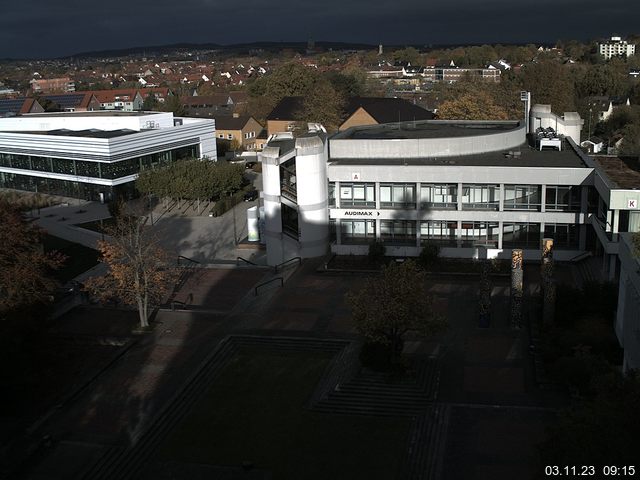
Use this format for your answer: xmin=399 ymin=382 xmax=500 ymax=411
xmin=333 ymin=120 xmax=521 ymax=140
xmin=2 ymin=128 xmax=138 ymax=139
xmin=594 ymin=156 xmax=640 ymax=189
xmin=330 ymin=143 xmax=588 ymax=168
xmin=20 ymin=111 xmax=158 ymax=117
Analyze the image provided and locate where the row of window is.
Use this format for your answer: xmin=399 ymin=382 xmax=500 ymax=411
xmin=329 ymin=182 xmax=581 ymax=212
xmin=336 ymin=219 xmax=579 ymax=249
xmin=0 ymin=146 xmax=198 ymax=180
xmin=0 ymin=172 xmax=136 ymax=201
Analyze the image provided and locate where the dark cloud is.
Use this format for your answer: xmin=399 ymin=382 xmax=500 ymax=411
xmin=0 ymin=0 xmax=638 ymax=58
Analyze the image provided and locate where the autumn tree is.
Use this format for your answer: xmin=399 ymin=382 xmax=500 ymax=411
xmin=437 ymin=90 xmax=510 ymax=120
xmin=0 ymin=202 xmax=63 ymax=319
xmin=85 ymin=214 xmax=177 ymax=328
xmin=520 ymin=60 xmax=576 ymax=114
xmin=346 ymin=260 xmax=446 ymax=364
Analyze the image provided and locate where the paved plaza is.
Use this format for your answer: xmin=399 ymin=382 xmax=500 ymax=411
xmin=8 ymin=253 xmax=564 ymax=480
xmin=7 ymin=184 xmax=573 ymax=479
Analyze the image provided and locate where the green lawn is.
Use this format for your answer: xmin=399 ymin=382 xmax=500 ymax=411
xmin=158 ymin=348 xmax=411 ymax=479
xmin=42 ymin=234 xmax=99 ymax=283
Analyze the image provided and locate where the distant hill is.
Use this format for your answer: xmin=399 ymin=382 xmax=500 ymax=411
xmin=68 ymin=41 xmax=379 ymax=59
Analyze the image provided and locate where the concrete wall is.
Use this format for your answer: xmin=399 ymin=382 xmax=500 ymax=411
xmin=330 ymin=122 xmax=526 ymax=159
xmin=616 ymin=233 xmax=640 ymax=371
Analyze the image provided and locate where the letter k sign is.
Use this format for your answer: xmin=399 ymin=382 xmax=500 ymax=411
xmin=628 ymin=199 xmax=637 ymax=209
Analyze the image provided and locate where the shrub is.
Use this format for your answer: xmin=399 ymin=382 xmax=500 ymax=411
xmin=359 ymin=342 xmax=393 ymax=371
xmin=418 ymin=243 xmax=440 ymax=270
xmin=368 ymin=241 xmax=386 ymax=263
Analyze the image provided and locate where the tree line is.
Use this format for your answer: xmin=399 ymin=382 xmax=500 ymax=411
xmin=136 ymin=159 xmax=245 ymax=211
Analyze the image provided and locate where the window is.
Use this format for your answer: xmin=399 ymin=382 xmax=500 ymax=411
xmin=282 ymin=203 xmax=299 ymax=239
xmin=380 ymin=220 xmax=416 ymax=245
xmin=339 ymin=182 xmax=375 ymax=208
xmin=280 ymin=158 xmax=297 ymax=201
xmin=328 ymin=182 xmax=336 ymax=207
xmin=218 ymin=134 xmax=224 ymax=138
xmin=420 ymin=221 xmax=457 ymax=246
xmin=420 ymin=184 xmax=457 ymax=209
xmin=544 ymin=223 xmax=579 ymax=249
xmin=30 ymin=156 xmax=51 ymax=172
xmin=461 ymin=184 xmax=499 ymax=210
xmin=504 ymin=185 xmax=541 ymax=211
xmin=341 ymin=220 xmax=376 ymax=244
xmin=545 ymin=186 xmax=581 ymax=211
xmin=503 ymin=223 xmax=541 ymax=248
xmin=460 ymin=222 xmax=499 ymax=247
xmin=380 ymin=183 xmax=416 ymax=208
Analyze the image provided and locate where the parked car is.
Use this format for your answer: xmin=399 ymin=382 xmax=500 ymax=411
xmin=243 ymin=189 xmax=259 ymax=202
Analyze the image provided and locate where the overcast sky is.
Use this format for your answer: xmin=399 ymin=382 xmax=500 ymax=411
xmin=0 ymin=0 xmax=638 ymax=58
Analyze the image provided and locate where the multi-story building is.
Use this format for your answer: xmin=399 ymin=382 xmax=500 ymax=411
xmin=260 ymin=103 xmax=638 ymax=279
xmin=0 ymin=111 xmax=216 ymax=201
xmin=599 ymin=36 xmax=636 ymax=60
xmin=30 ymin=77 xmax=75 ymax=94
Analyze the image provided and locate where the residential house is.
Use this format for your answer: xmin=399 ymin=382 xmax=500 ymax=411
xmin=41 ymin=92 xmax=101 ymax=112
xmin=339 ymin=97 xmax=435 ymax=131
xmin=215 ymin=115 xmax=264 ymax=150
xmin=0 ymin=97 xmax=44 ymax=116
xmin=89 ymin=89 xmax=144 ymax=111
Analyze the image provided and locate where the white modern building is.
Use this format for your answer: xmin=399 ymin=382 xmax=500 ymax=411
xmin=0 ymin=111 xmax=216 ymax=200
xmin=260 ymin=105 xmax=640 ymax=273
xmin=599 ymin=36 xmax=636 ymax=60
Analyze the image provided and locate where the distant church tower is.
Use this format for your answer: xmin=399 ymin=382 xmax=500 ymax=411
xmin=378 ymin=44 xmax=383 ymax=55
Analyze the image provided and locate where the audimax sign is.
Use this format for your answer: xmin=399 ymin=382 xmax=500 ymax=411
xmin=343 ymin=210 xmax=380 ymax=216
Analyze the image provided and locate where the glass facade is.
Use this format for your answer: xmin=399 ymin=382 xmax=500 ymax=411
xmin=545 ymin=186 xmax=581 ymax=211
xmin=380 ymin=183 xmax=416 ymax=208
xmin=281 ymin=203 xmax=299 ymax=239
xmin=420 ymin=221 xmax=457 ymax=246
xmin=461 ymin=184 xmax=499 ymax=210
xmin=504 ymin=185 xmax=541 ymax=211
xmin=341 ymin=220 xmax=376 ymax=244
xmin=420 ymin=184 xmax=457 ymax=209
xmin=339 ymin=182 xmax=376 ymax=208
xmin=280 ymin=158 xmax=297 ymax=202
xmin=380 ymin=220 xmax=416 ymax=245
xmin=460 ymin=222 xmax=500 ymax=247
xmin=0 ymin=171 xmax=136 ymax=201
xmin=0 ymin=145 xmax=197 ymax=181
xmin=503 ymin=223 xmax=541 ymax=248
xmin=544 ymin=223 xmax=579 ymax=249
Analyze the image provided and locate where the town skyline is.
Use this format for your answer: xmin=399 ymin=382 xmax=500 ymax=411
xmin=1 ymin=0 xmax=638 ymax=59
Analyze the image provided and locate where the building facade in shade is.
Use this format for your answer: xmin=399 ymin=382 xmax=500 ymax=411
xmin=260 ymin=106 xmax=640 ymax=275
xmin=0 ymin=111 xmax=216 ymax=200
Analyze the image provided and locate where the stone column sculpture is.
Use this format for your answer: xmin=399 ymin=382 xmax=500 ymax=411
xmin=541 ymin=238 xmax=555 ymax=327
xmin=510 ymin=249 xmax=524 ymax=329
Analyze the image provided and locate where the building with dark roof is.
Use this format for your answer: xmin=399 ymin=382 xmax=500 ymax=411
xmin=339 ymin=97 xmax=434 ymax=131
xmin=0 ymin=98 xmax=44 ymax=117
xmin=266 ymin=96 xmax=435 ymax=136
xmin=41 ymin=93 xmax=101 ymax=112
